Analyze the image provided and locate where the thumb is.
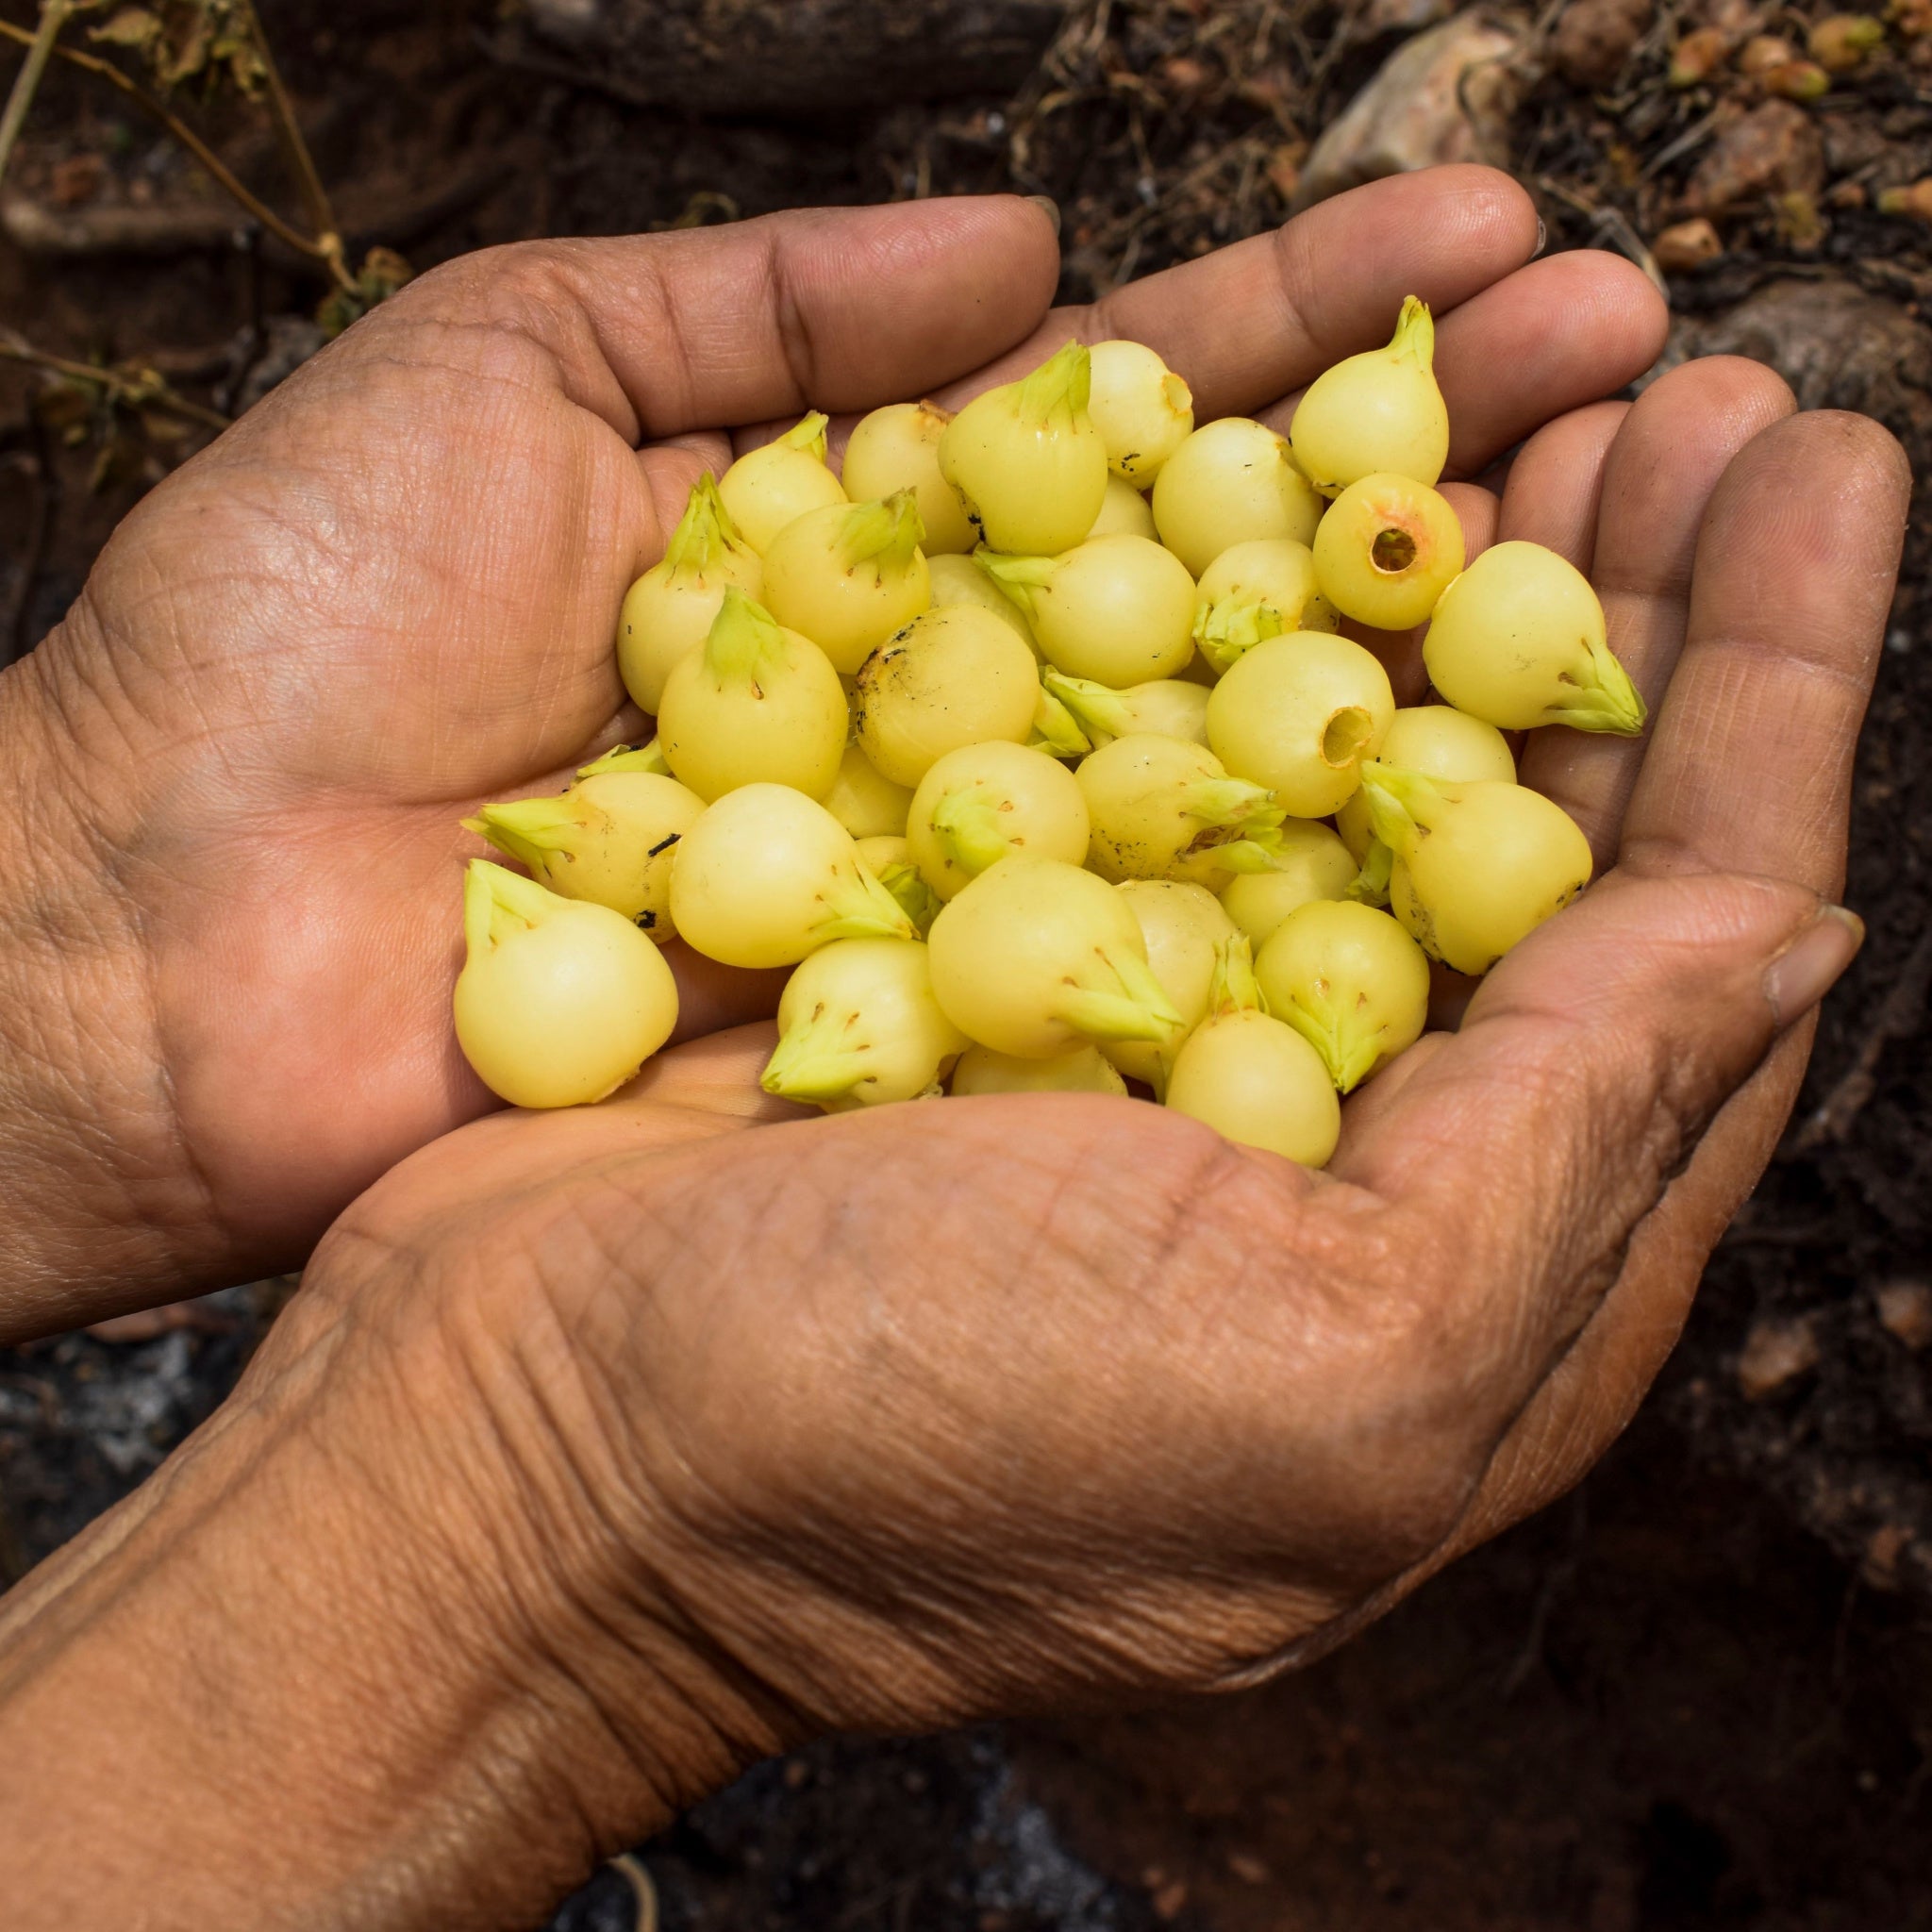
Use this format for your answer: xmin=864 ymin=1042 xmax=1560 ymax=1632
xmin=1343 ymin=866 xmax=1861 ymax=1435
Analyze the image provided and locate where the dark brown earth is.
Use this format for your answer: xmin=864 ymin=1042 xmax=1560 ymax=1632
xmin=1 ymin=2 xmax=1928 ymax=1926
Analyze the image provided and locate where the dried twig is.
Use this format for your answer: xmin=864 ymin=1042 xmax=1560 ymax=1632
xmin=230 ymin=0 xmax=347 ymax=287
xmin=608 ymin=1854 xmax=658 ymax=1932
xmin=0 ymin=331 xmax=231 ymax=432
xmin=0 ymin=16 xmax=343 ymax=276
xmin=0 ymin=0 xmax=72 ymax=192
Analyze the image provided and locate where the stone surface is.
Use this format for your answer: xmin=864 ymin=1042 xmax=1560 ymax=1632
xmin=1645 ymin=275 xmax=1932 ymax=448
xmin=1653 ymin=214 xmax=1723 ymax=269
xmin=1291 ymin=12 xmax=1525 ymax=210
xmin=524 ymin=0 xmax=1069 ymax=115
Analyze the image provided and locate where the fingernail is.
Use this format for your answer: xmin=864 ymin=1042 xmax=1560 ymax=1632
xmin=1764 ymin=905 xmax=1864 ymax=1027
xmin=1532 ymin=215 xmax=1547 ymax=258
xmin=1027 ymin=193 xmax=1062 ymax=239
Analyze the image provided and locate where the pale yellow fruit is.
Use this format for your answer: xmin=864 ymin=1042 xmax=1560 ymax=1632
xmin=1361 ymin=764 xmax=1593 ymax=975
xmin=761 ymin=937 xmax=967 ymax=1110
xmin=1335 ymin=705 xmax=1515 ymax=861
xmin=938 ymin=341 xmax=1108 ymax=556
xmin=925 ymin=856 xmax=1181 ymax=1058
xmin=855 ymin=833 xmax=942 ymax=936
xmin=759 ymin=491 xmax=932 ymax=675
xmin=719 ymin=412 xmax=848 ymax=553
xmin=1077 ymin=733 xmax=1284 ymax=890
xmin=1106 ymin=877 xmax=1235 ymax=1089
xmin=824 ymin=742 xmax=914 ymax=841
xmin=669 ymin=783 xmax=914 ymax=969
xmin=615 ymin=474 xmax=763 ymax=713
xmin=1087 ymin=473 xmax=1159 ymax=541
xmin=1255 ymin=900 xmax=1429 ymax=1091
xmin=464 ymin=770 xmax=704 ymax=940
xmin=978 ymin=533 xmax=1197 ymax=686
xmin=840 ymin=401 xmax=977 ymax=555
xmin=658 ymin=588 xmax=846 ymax=802
xmin=1041 ymin=670 xmax=1209 ymax=752
xmin=1165 ymin=1008 xmax=1340 ymax=1166
xmin=1086 ymin=339 xmax=1195 ymax=486
xmin=1290 ymin=295 xmax=1450 ymax=495
xmin=1423 ymin=541 xmax=1646 ymax=735
xmin=1150 ymin=417 xmax=1324 ymax=576
xmin=907 ymin=741 xmax=1091 ymax=900
xmin=854 ymin=605 xmax=1041 ymax=788
xmin=454 ymin=860 xmax=678 ymax=1108
xmin=951 ymin=1041 xmax=1128 ymax=1096
xmin=1219 ymin=823 xmax=1357 ymax=947
xmin=1206 ymin=632 xmax=1394 ymax=819
xmin=925 ymin=550 xmax=1039 ymax=655
xmin=1191 ymin=537 xmax=1340 ymax=675
xmin=1310 ymin=473 xmax=1464 ymax=631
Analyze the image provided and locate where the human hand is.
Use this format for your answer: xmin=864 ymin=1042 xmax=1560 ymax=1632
xmin=0 ymin=166 xmax=1669 ymax=1336
xmin=0 ymin=221 xmax=1906 ymax=1927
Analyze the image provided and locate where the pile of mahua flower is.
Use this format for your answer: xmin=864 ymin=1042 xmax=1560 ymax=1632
xmin=455 ymin=298 xmax=1643 ymax=1168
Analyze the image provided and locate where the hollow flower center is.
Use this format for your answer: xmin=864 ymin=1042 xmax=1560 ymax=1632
xmin=1322 ymin=706 xmax=1374 ymax=768
xmin=1371 ymin=526 xmax=1418 ymax=574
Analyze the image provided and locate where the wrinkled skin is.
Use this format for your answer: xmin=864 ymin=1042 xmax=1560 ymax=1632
xmin=0 ymin=169 xmax=1908 ymax=1932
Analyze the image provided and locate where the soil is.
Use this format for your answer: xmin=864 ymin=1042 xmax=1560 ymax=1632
xmin=1 ymin=1 xmax=1928 ymax=1926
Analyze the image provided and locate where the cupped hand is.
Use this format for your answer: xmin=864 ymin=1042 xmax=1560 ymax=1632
xmin=196 ymin=363 xmax=1895 ymax=1905
xmin=0 ymin=166 xmax=1662 ymax=1336
xmin=27 ymin=367 xmax=1888 ymax=1926
xmin=0 ymin=170 xmax=1910 ymax=1929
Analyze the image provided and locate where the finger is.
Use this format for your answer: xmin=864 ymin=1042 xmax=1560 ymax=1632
xmin=1423 ymin=1020 xmax=1823 ymax=1566
xmin=1425 ymin=251 xmax=1665 ymax=479
xmin=394 ymin=198 xmax=1062 ymax=441
xmin=1495 ymin=399 xmax=1627 ymax=573
xmin=1348 ymin=481 xmax=1498 ymax=705
xmin=1380 ymin=410 xmax=1907 ymax=1566
xmin=1338 ymin=867 xmax=1860 ymax=1446
xmin=1620 ymin=408 xmax=1912 ymax=890
xmin=1516 ymin=358 xmax=1796 ymax=866
xmin=936 ymin=166 xmax=1541 ymax=421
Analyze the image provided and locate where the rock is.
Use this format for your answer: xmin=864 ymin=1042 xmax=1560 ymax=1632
xmin=1684 ymin=99 xmax=1824 ymax=212
xmin=1653 ymin=214 xmax=1723 ymax=269
xmin=1736 ymin=1314 xmax=1819 ymax=1401
xmin=1874 ymin=1279 xmax=1932 ymax=1349
xmin=1553 ymin=0 xmax=1653 ymax=88
xmin=522 ymin=0 xmax=1067 ymax=116
xmin=1292 ymin=12 xmax=1525 ymax=211
xmin=1644 ymin=277 xmax=1932 ymax=453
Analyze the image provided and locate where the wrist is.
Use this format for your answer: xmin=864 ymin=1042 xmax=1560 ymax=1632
xmin=0 ymin=1261 xmax=764 ymax=1930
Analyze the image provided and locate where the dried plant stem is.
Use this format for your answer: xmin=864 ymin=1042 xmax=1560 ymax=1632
xmin=231 ymin=0 xmax=347 ymax=285
xmin=0 ymin=333 xmax=232 ymax=432
xmin=0 ymin=0 xmax=71 ymax=195
xmin=0 ymin=17 xmax=356 ymax=290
